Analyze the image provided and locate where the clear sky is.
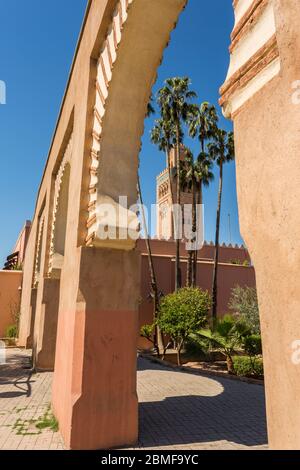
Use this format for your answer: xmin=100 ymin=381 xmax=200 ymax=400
xmin=0 ymin=0 xmax=243 ymax=267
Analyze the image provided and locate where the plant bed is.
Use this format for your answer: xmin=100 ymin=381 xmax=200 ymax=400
xmin=140 ymin=352 xmax=264 ymax=385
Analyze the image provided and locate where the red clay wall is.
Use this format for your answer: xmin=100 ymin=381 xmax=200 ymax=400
xmin=137 ymin=239 xmax=256 ymax=349
xmin=0 ymin=271 xmax=22 ymax=337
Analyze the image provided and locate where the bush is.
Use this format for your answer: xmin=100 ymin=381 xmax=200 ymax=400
xmin=233 ymin=356 xmax=263 ymax=378
xmin=158 ymin=287 xmax=211 ymax=365
xmin=6 ymin=324 xmax=18 ymax=339
xmin=140 ymin=324 xmax=155 ymax=342
xmin=195 ymin=314 xmax=251 ymax=374
xmin=184 ymin=336 xmax=210 ymax=358
xmin=229 ymin=286 xmax=260 ymax=334
xmin=243 ymin=334 xmax=262 ymax=357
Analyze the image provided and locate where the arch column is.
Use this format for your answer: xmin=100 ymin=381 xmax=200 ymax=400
xmin=52 ymin=246 xmax=140 ymax=449
xmin=51 ymin=0 xmax=187 ymax=450
xmin=221 ymin=0 xmax=300 ymax=449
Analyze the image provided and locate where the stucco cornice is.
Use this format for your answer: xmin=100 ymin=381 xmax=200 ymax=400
xmin=220 ymin=0 xmax=280 ymax=119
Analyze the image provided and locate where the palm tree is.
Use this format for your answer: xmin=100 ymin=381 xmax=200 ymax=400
xmin=137 ymin=176 xmax=164 ymax=353
xmin=181 ymin=151 xmax=214 ymax=287
xmin=147 ymin=93 xmax=155 ymax=118
xmin=136 ymin=95 xmax=165 ymax=353
xmin=189 ymin=102 xmax=218 ymax=154
xmin=188 ymin=102 xmax=218 ymax=284
xmin=192 ymin=153 xmax=214 ymax=286
xmin=180 ymin=148 xmax=197 ymax=287
xmin=193 ymin=314 xmax=250 ymax=373
xmin=208 ymin=129 xmax=235 ymax=325
xmin=151 ymin=118 xmax=178 ymax=211
xmin=157 ymin=77 xmax=197 ymax=291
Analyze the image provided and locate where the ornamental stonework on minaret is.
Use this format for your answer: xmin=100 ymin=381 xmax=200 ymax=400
xmin=156 ymin=146 xmax=193 ymax=240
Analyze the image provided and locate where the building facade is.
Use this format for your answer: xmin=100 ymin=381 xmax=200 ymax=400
xmin=13 ymin=0 xmax=300 ymax=450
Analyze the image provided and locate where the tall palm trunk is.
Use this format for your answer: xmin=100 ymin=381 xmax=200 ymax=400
xmin=187 ymin=178 xmax=196 ymax=287
xmin=175 ymin=123 xmax=181 ymax=291
xmin=193 ymin=136 xmax=205 ymax=286
xmin=166 ymin=146 xmax=175 ymax=235
xmin=192 ymin=179 xmax=202 ymax=287
xmin=137 ymin=176 xmax=164 ymax=353
xmin=212 ymin=161 xmax=223 ymax=326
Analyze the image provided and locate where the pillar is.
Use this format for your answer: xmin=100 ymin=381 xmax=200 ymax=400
xmin=33 ymin=278 xmax=60 ymax=370
xmin=52 ymin=246 xmax=140 ymax=450
xmin=221 ymin=0 xmax=300 ymax=449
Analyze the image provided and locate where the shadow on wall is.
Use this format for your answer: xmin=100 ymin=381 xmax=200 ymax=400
xmin=136 ymin=358 xmax=267 ymax=448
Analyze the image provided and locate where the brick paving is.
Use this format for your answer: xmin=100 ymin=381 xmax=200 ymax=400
xmin=0 ymin=349 xmax=268 ymax=450
xmin=133 ymin=357 xmax=268 ymax=450
xmin=0 ymin=349 xmax=64 ymax=450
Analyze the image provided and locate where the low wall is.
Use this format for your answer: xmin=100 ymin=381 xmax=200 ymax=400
xmin=0 ymin=271 xmax=22 ymax=337
xmin=138 ymin=251 xmax=256 ymax=349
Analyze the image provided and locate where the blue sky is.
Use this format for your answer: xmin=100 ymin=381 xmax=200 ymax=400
xmin=0 ymin=0 xmax=242 ymax=267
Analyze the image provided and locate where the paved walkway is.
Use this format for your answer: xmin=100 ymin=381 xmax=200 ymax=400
xmin=0 ymin=349 xmax=268 ymax=450
xmin=0 ymin=349 xmax=64 ymax=450
xmin=134 ymin=358 xmax=267 ymax=450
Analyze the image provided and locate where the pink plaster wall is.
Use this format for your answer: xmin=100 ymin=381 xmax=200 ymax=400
xmin=13 ymin=221 xmax=31 ymax=266
xmin=137 ymin=239 xmax=256 ymax=348
xmin=0 ymin=271 xmax=22 ymax=337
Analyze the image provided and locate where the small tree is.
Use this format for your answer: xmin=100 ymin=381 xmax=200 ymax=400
xmin=140 ymin=324 xmax=156 ymax=348
xmin=157 ymin=287 xmax=211 ymax=366
xmin=229 ymin=285 xmax=260 ymax=334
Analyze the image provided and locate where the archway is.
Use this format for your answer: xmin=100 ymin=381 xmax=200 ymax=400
xmin=18 ymin=0 xmax=300 ymax=450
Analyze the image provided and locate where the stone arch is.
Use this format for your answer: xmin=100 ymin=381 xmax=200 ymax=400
xmin=33 ymin=213 xmax=45 ymax=287
xmin=48 ymin=135 xmax=73 ymax=277
xmin=51 ymin=0 xmax=189 ymax=451
xmin=86 ymin=0 xmax=187 ymax=248
xmin=38 ymin=0 xmax=300 ymax=451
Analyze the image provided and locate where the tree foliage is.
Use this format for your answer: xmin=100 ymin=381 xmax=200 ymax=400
xmin=229 ymin=286 xmax=260 ymax=334
xmin=194 ymin=314 xmax=250 ymax=373
xmin=157 ymin=287 xmax=211 ymax=365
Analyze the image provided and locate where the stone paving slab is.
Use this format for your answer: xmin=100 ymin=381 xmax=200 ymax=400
xmin=0 ymin=349 xmax=268 ymax=450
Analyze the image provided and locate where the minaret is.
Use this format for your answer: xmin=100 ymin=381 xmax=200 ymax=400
xmin=156 ymin=146 xmax=193 ymax=240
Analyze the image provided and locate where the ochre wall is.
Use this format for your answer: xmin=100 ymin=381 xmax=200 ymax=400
xmin=0 ymin=271 xmax=22 ymax=337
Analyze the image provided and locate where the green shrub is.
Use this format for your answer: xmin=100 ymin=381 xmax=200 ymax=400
xmin=243 ymin=334 xmax=262 ymax=357
xmin=194 ymin=314 xmax=251 ymax=374
xmin=6 ymin=324 xmax=18 ymax=339
xmin=184 ymin=336 xmax=210 ymax=358
xmin=140 ymin=324 xmax=155 ymax=341
xmin=158 ymin=287 xmax=211 ymax=365
xmin=229 ymin=286 xmax=260 ymax=334
xmin=233 ymin=356 xmax=263 ymax=377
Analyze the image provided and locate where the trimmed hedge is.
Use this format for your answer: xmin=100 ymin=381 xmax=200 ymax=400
xmin=233 ymin=356 xmax=263 ymax=378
